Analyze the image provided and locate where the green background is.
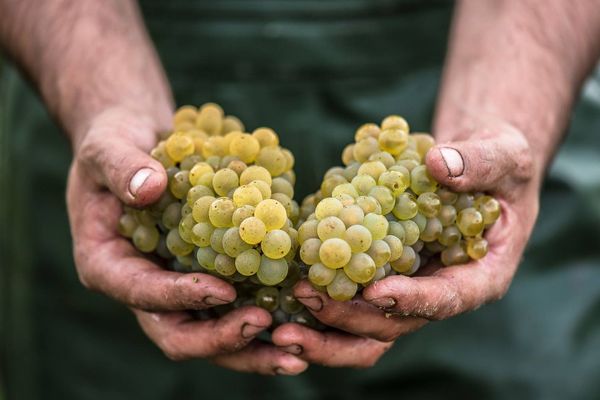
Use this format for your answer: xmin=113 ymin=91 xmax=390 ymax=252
xmin=1 ymin=1 xmax=600 ymax=399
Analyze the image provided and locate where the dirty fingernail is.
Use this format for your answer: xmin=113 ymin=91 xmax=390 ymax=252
xmin=279 ymin=344 xmax=303 ymax=355
xmin=129 ymin=168 xmax=154 ymax=196
xmin=203 ymin=296 xmax=230 ymax=306
xmin=296 ymin=297 xmax=323 ymax=312
xmin=241 ymin=323 xmax=266 ymax=338
xmin=439 ymin=147 xmax=464 ymax=177
xmin=370 ymin=297 xmax=397 ymax=309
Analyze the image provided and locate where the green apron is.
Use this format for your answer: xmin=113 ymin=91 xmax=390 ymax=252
xmin=2 ymin=1 xmax=600 ymax=399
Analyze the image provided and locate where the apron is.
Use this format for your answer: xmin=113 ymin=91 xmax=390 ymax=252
xmin=1 ymin=1 xmax=600 ymax=399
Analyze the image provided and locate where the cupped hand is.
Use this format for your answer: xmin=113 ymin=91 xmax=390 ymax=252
xmin=66 ymin=108 xmax=307 ymax=375
xmin=273 ymin=117 xmax=538 ymax=367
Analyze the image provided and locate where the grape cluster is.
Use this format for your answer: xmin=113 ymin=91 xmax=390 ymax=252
xmin=295 ymin=116 xmax=501 ymax=301
xmin=118 ymin=103 xmax=319 ymax=327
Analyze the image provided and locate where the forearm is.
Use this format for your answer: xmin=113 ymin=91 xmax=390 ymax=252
xmin=436 ymin=0 xmax=600 ymax=175
xmin=0 ymin=0 xmax=173 ymax=149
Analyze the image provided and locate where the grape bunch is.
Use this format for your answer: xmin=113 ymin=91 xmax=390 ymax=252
xmin=295 ymin=116 xmax=501 ymax=301
xmin=118 ymin=103 xmax=319 ymax=327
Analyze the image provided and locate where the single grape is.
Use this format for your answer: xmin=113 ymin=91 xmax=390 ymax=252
xmin=410 ymin=165 xmax=438 ymax=195
xmin=256 ymin=147 xmax=287 ymax=176
xmin=166 ymin=228 xmax=194 ymax=256
xmin=279 ymin=287 xmax=304 ymax=314
xmin=351 ymin=174 xmax=377 ymax=196
xmin=118 ymin=213 xmax=138 ymax=238
xmin=221 ymin=115 xmax=245 ymax=134
xmin=420 ymin=217 xmax=443 ymax=242
xmin=356 ymin=195 xmax=382 ymax=215
xmin=411 ymin=133 xmax=435 ymax=159
xmin=214 ymin=254 xmax=236 ymax=276
xmin=210 ymin=227 xmax=227 ymax=254
xmin=255 ymin=287 xmax=279 ymax=312
xmin=169 ymin=170 xmax=192 ymax=199
xmin=441 ymin=242 xmax=469 ymax=266
xmin=255 ymin=199 xmax=287 ymax=231
xmin=367 ymin=240 xmax=392 ymax=268
xmin=342 ymin=144 xmax=355 ymax=165
xmin=229 ymin=133 xmax=261 ymax=163
xmin=363 ymin=213 xmax=389 ymax=241
xmin=387 ymin=221 xmax=406 ymax=243
xmin=390 ymin=246 xmax=416 ymax=274
xmin=132 ymin=225 xmax=160 ymax=253
xmin=438 ymin=204 xmax=457 ymax=227
xmin=475 ymin=195 xmax=501 ymax=225
xmin=188 ymin=162 xmax=214 ymax=186
xmin=332 ymin=183 xmax=359 ymax=199
xmin=344 ymin=253 xmax=377 ymax=283
xmin=454 ymin=193 xmax=475 ymax=211
xmin=338 ymin=205 xmax=364 ymax=227
xmin=381 ymin=115 xmax=409 ymax=132
xmin=271 ymin=177 xmax=294 ymax=199
xmin=257 ymin=256 xmax=289 ymax=286
xmin=261 ymin=230 xmax=292 ymax=259
xmin=222 ymin=227 xmax=252 ymax=257
xmin=192 ymin=196 xmax=215 ymax=223
xmin=227 ymin=159 xmax=247 ymax=176
xmin=196 ymin=247 xmax=218 ymax=270
xmin=191 ymin=222 xmax=214 ymax=247
xmin=271 ymin=193 xmax=294 ymax=216
xmin=466 ymin=237 xmax=488 ymax=260
xmin=378 ymin=170 xmax=409 ymax=196
xmin=317 ymin=216 xmax=346 ymax=241
xmin=400 ymin=220 xmax=420 ymax=245
xmin=383 ymin=235 xmax=403 ymax=262
xmin=369 ymin=151 xmax=396 ymax=168
xmin=378 ymin=128 xmax=408 ymax=155
xmin=436 ymin=187 xmax=458 ymax=205
xmin=326 ymin=270 xmax=358 ymax=301
xmin=411 ymin=212 xmax=427 ymax=232
xmin=456 ymin=207 xmax=485 ymax=237
xmin=439 ymin=225 xmax=462 ymax=247
xmin=299 ymin=238 xmax=322 ymax=265
xmin=252 ymin=127 xmax=279 ymax=147
xmin=393 ymin=192 xmax=418 ymax=220
xmin=315 ymin=197 xmax=343 ymax=220
xmin=354 ymin=123 xmax=381 ymax=141
xmin=235 ymin=249 xmax=261 ymax=276
xmin=178 ymin=214 xmax=195 ymax=243
xmin=240 ymin=165 xmax=272 ymax=186
xmin=308 ymin=263 xmax=337 ymax=286
xmin=343 ymin=224 xmax=373 ymax=253
xmin=357 ymin=161 xmax=387 ymax=180
xmin=368 ymin=186 xmax=395 ymax=215
xmin=166 ymin=133 xmax=195 ymax=162
xmin=208 ymin=197 xmax=235 ymax=228
xmin=320 ymin=175 xmax=348 ymax=197
xmin=417 ymin=192 xmax=441 ymax=218
xmin=319 ymin=238 xmax=352 ymax=269
xmin=353 ymin=137 xmax=380 ymax=163
xmin=298 ymin=219 xmax=319 ymax=244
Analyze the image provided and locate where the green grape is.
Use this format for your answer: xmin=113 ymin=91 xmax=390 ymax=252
xmin=439 ymin=225 xmax=462 ymax=246
xmin=420 ymin=217 xmax=443 ymax=242
xmin=231 ymin=205 xmax=253 ymax=226
xmin=208 ymin=197 xmax=235 ymax=228
xmin=342 ymin=162 xmax=360 ymax=181
xmin=326 ymin=270 xmax=358 ymax=301
xmin=166 ymin=228 xmax=194 ymax=256
xmin=191 ymin=222 xmax=214 ymax=247
xmin=196 ymin=171 xmax=215 ymax=187
xmin=210 ymin=228 xmax=227 ymax=253
xmin=169 ymin=170 xmax=192 ymax=199
xmin=280 ymin=169 xmax=296 ymax=185
xmin=351 ymin=174 xmax=377 ymax=196
xmin=212 ymin=168 xmax=239 ymax=197
xmin=315 ymin=197 xmax=343 ymax=220
xmin=317 ymin=216 xmax=346 ymax=241
xmin=357 ymin=161 xmax=387 ymax=180
xmin=393 ymin=192 xmax=418 ymax=220
xmin=400 ymin=220 xmax=420 ymax=245
xmin=475 ymin=195 xmax=501 ymax=225
xmin=356 ymin=196 xmax=382 ymax=214
xmin=343 ymin=224 xmax=373 ymax=253
xmin=282 ymin=148 xmax=295 ymax=171
xmin=320 ymin=174 xmax=348 ymax=197
xmin=398 ymin=149 xmax=422 ymax=163
xmin=240 ymin=165 xmax=272 ymax=186
xmin=412 ymin=133 xmax=435 ymax=159
xmin=438 ymin=204 xmax=457 ymax=227
xmin=187 ymin=185 xmax=215 ymax=206
xmin=222 ymin=227 xmax=252 ymax=257
xmin=239 ymin=215 xmax=266 ymax=245
xmin=370 ymin=266 xmax=387 ymax=283
xmin=368 ymin=186 xmax=395 ymax=215
xmin=354 ymin=123 xmax=381 ymax=141
xmin=271 ymin=177 xmax=294 ymax=199
xmin=290 ymin=309 xmax=320 ymax=328
xmin=383 ymin=235 xmax=403 ymax=262
xmin=261 ymin=230 xmax=292 ymax=259
xmin=257 ymin=256 xmax=289 ymax=286
xmin=410 ymin=165 xmax=438 ymax=195
xmin=378 ymin=128 xmax=408 ymax=155
xmin=166 ymin=133 xmax=195 ymax=162
xmin=353 ymin=137 xmax=380 ymax=163
xmin=229 ymin=133 xmax=261 ymax=163
xmin=308 ymin=263 xmax=337 ymax=286
xmin=344 ymin=253 xmax=376 ymax=283
xmin=366 ymin=240 xmax=392 ymax=268
xmin=338 ymin=205 xmax=364 ymax=227
xmin=454 ymin=193 xmax=475 ymax=211
xmin=334 ymin=193 xmax=355 ymax=207
xmin=411 ymin=213 xmax=427 ymax=232
xmin=298 ymin=219 xmax=318 ymax=244
xmin=369 ymin=151 xmax=396 ymax=168
xmin=342 ymin=144 xmax=356 ymax=165
xmin=299 ymin=238 xmax=322 ymax=265
xmin=437 ymin=187 xmax=458 ymax=205
xmin=279 ymin=287 xmax=304 ymax=314
xmin=363 ymin=213 xmax=389 ymax=240
xmin=196 ymin=247 xmax=218 ymax=270
xmin=132 ymin=225 xmax=160 ymax=253
xmin=235 ymin=249 xmax=261 ymax=276
xmin=381 ymin=115 xmax=409 ymax=132
xmin=227 ymin=159 xmax=247 ymax=176
xmin=155 ymin=236 xmax=172 ymax=259
xmin=192 ymin=196 xmax=215 ymax=223
xmin=417 ymin=192 xmax=441 ymax=218
xmin=319 ymin=238 xmax=352 ymax=269
xmin=255 ymin=287 xmax=279 ymax=312
xmin=118 ymin=213 xmax=138 ymax=238
xmin=256 ymin=147 xmax=287 ymax=176
xmin=387 ymin=221 xmax=406 ymax=243
xmin=232 ymin=185 xmax=263 ymax=207
xmin=178 ymin=214 xmax=195 ymax=243
xmin=196 ymin=103 xmax=224 ymax=135
xmin=133 ymin=209 xmax=156 ymax=226
xmin=390 ymin=246 xmax=416 ymax=274
xmin=395 ymin=159 xmax=420 ymax=171
xmin=378 ymin=170 xmax=409 ymax=196
xmin=279 ymin=259 xmax=301 ymax=288
xmin=188 ymin=162 xmax=214 ymax=186
xmin=413 ymin=240 xmax=424 ymax=252
xmin=332 ymin=183 xmax=359 ymax=199
xmin=456 ymin=207 xmax=484 ymax=237
xmin=441 ymin=242 xmax=469 ymax=266
xmin=179 ymin=154 xmax=203 ymax=171
xmin=466 ymin=237 xmax=488 ymax=260
xmin=254 ymin=199 xmax=287 ymax=231
xmin=214 ymin=254 xmax=236 ymax=276
xmin=424 ymin=240 xmax=445 ymax=254
xmin=271 ymin=193 xmax=293 ymax=216
xmin=151 ymin=143 xmax=175 ymax=168
xmin=324 ymin=167 xmax=345 ymax=180
xmin=252 ymin=127 xmax=279 ymax=148
xmin=181 ymin=203 xmax=192 ymax=218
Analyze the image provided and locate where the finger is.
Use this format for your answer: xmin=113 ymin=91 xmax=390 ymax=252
xmin=425 ymin=132 xmax=533 ymax=193
xmin=293 ymin=281 xmax=427 ymax=341
xmin=212 ymin=341 xmax=308 ymax=376
xmin=77 ymin=118 xmax=167 ymax=207
xmin=272 ymin=323 xmax=393 ymax=368
xmin=134 ymin=306 xmax=273 ymax=361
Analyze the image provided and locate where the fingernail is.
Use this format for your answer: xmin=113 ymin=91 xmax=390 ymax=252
xmin=203 ymin=296 xmax=230 ymax=306
xmin=439 ymin=147 xmax=464 ymax=177
xmin=241 ymin=323 xmax=267 ymax=338
xmin=279 ymin=344 xmax=303 ymax=355
xmin=275 ymin=367 xmax=295 ymax=376
xmin=129 ymin=168 xmax=154 ymax=197
xmin=296 ymin=297 xmax=323 ymax=312
xmin=370 ymin=297 xmax=396 ymax=309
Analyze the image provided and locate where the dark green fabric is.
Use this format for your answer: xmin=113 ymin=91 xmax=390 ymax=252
xmin=1 ymin=0 xmax=600 ymax=399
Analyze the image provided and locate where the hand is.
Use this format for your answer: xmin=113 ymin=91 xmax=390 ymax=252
xmin=274 ymin=116 xmax=537 ymax=366
xmin=66 ymin=107 xmax=307 ymax=375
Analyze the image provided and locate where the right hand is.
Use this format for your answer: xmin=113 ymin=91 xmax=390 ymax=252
xmin=66 ymin=107 xmax=307 ymax=375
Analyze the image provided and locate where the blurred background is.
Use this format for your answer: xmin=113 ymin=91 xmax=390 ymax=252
xmin=1 ymin=1 xmax=600 ymax=399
